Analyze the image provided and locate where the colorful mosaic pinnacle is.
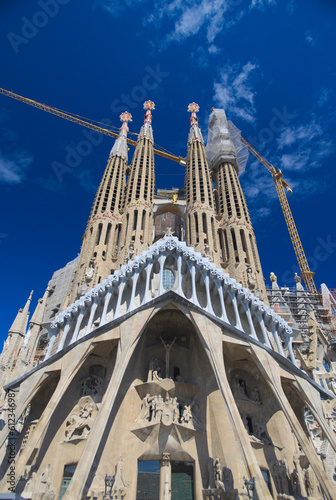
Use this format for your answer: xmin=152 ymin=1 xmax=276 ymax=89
xmin=188 ymin=102 xmax=199 ymax=125
xmin=143 ymin=100 xmax=155 ymax=125
xmin=187 ymin=102 xmax=199 ymax=113
xmin=120 ymin=111 xmax=132 ymax=123
xmin=144 ymin=100 xmax=155 ymax=111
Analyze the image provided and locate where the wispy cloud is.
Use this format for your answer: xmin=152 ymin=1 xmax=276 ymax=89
xmin=0 ymin=150 xmax=33 ymax=185
xmin=317 ymin=88 xmax=331 ymax=107
xmin=213 ymin=61 xmax=259 ymax=123
xmin=98 ymin=0 xmax=276 ymax=48
xmin=305 ymin=30 xmax=316 ymax=47
xmin=277 ymin=119 xmax=334 ymax=171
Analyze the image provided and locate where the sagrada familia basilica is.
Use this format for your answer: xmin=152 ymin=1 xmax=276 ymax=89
xmin=0 ymin=102 xmax=336 ymax=499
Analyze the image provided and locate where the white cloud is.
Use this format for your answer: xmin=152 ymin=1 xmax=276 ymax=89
xmin=213 ymin=61 xmax=259 ymax=123
xmin=99 ymin=0 xmax=276 ymax=47
xmin=0 ymin=150 xmax=33 ymax=185
xmin=276 ymin=119 xmax=334 ymax=172
xmin=305 ymin=30 xmax=316 ymax=47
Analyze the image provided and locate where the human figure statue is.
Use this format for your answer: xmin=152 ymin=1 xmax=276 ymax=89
xmin=213 ymin=458 xmax=225 ymax=491
xmin=181 ymin=403 xmax=193 ymax=426
xmin=113 ymin=456 xmax=126 ymax=490
xmin=160 ymin=337 xmax=176 ymax=379
xmin=147 ymin=357 xmax=162 ymax=382
xmin=254 ymin=419 xmax=271 ymax=444
xmin=250 ymin=388 xmax=260 ymax=403
xmin=138 ymin=393 xmax=152 ymax=421
xmin=172 ymin=397 xmax=180 ymax=423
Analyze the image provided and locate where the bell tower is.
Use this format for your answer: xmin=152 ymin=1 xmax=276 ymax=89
xmin=184 ymin=103 xmax=221 ymax=266
xmin=118 ymin=101 xmax=156 ymax=263
xmin=208 ymin=108 xmax=267 ymax=300
xmin=70 ymin=111 xmax=132 ymax=302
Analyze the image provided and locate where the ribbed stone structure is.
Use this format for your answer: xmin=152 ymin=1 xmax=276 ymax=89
xmin=184 ymin=103 xmax=221 ymax=266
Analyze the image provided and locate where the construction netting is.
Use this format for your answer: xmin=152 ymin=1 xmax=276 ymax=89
xmin=205 ymin=108 xmax=249 ymax=176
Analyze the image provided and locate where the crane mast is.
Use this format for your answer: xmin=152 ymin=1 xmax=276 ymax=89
xmin=0 ymin=87 xmax=318 ymax=294
xmin=228 ymin=122 xmax=318 ymax=295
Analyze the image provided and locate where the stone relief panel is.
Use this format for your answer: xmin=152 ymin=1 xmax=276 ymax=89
xmin=135 ymin=392 xmax=200 ymax=429
xmin=22 ymin=464 xmax=56 ymax=500
xmin=64 ymin=395 xmax=98 ymax=442
xmin=89 ymin=457 xmax=128 ymax=500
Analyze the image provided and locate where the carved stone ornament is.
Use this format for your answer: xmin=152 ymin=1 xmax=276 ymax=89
xmin=162 ymin=452 xmax=171 ymax=467
xmin=80 ymin=374 xmax=103 ymax=400
xmin=23 ymin=464 xmax=56 ymax=500
xmin=135 ymin=392 xmax=196 ymax=429
xmin=64 ymin=396 xmax=97 ymax=442
xmin=205 ymin=458 xmax=238 ymax=499
xmin=103 ymin=457 xmax=128 ymax=500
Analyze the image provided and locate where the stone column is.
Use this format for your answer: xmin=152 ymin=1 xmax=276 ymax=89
xmin=160 ymin=452 xmax=171 ymax=500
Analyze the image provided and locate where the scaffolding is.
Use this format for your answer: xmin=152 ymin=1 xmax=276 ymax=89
xmin=266 ymin=285 xmax=336 ymax=346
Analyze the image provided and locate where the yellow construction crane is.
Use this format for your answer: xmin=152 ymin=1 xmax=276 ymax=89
xmin=0 ymin=87 xmax=186 ymax=166
xmin=228 ymin=122 xmax=318 ymax=295
xmin=0 ymin=87 xmax=317 ymax=294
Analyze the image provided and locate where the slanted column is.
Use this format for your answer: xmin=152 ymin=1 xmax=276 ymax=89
xmin=270 ymin=322 xmax=285 ymax=356
xmin=100 ymin=288 xmax=113 ymax=326
xmin=160 ymin=453 xmax=171 ymax=500
xmin=114 ymin=281 xmax=125 ymax=319
xmin=128 ymin=272 xmax=140 ymax=312
xmin=45 ymin=327 xmax=58 ymax=360
xmin=57 ymin=315 xmax=72 ymax=352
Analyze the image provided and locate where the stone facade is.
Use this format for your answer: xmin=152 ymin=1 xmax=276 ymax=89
xmin=0 ymin=103 xmax=336 ymax=500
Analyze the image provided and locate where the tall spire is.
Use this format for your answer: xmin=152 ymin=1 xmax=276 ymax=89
xmin=208 ymin=108 xmax=267 ymax=300
xmin=0 ymin=290 xmax=33 ymax=385
xmin=184 ymin=103 xmax=221 ymax=265
xmin=119 ymin=101 xmax=155 ymax=263
xmin=69 ymin=112 xmax=132 ymax=302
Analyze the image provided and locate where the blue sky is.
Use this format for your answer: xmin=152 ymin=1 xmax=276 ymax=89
xmin=1 ymin=0 xmax=336 ymax=340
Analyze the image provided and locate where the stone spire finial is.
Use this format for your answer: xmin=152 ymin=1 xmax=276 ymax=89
xmin=139 ymin=101 xmax=155 ymax=141
xmin=9 ymin=290 xmax=33 ymax=335
xmin=187 ymin=102 xmax=203 ymax=143
xmin=109 ymin=111 xmax=132 ymax=161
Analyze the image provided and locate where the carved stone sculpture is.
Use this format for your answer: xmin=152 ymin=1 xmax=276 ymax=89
xmin=147 ymin=357 xmax=162 ymax=382
xmin=253 ymin=419 xmax=272 ymax=444
xmin=135 ymin=393 xmax=195 ymax=428
xmin=80 ymin=374 xmax=103 ymax=399
xmin=64 ymin=396 xmax=97 ymax=442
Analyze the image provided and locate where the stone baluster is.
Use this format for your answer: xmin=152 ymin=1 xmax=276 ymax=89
xmin=270 ymin=321 xmax=285 ymax=356
xmin=128 ymin=271 xmax=140 ymax=312
xmin=176 ymin=253 xmax=183 ymax=296
xmin=204 ymin=273 xmax=215 ymax=316
xmin=255 ymin=312 xmax=271 ymax=348
xmin=57 ymin=314 xmax=73 ymax=352
xmin=85 ymin=294 xmax=100 ymax=336
xmin=190 ymin=263 xmax=199 ymax=306
xmin=244 ymin=303 xmax=258 ymax=340
xmin=142 ymin=262 xmax=152 ymax=305
xmin=157 ymin=254 xmax=165 ymax=296
xmin=217 ymin=283 xmax=229 ymax=323
xmin=44 ymin=326 xmax=58 ymax=360
xmin=229 ymin=290 xmax=243 ymax=330
xmin=114 ymin=281 xmax=125 ymax=319
xmin=71 ymin=304 xmax=86 ymax=344
xmin=100 ymin=288 xmax=113 ymax=327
